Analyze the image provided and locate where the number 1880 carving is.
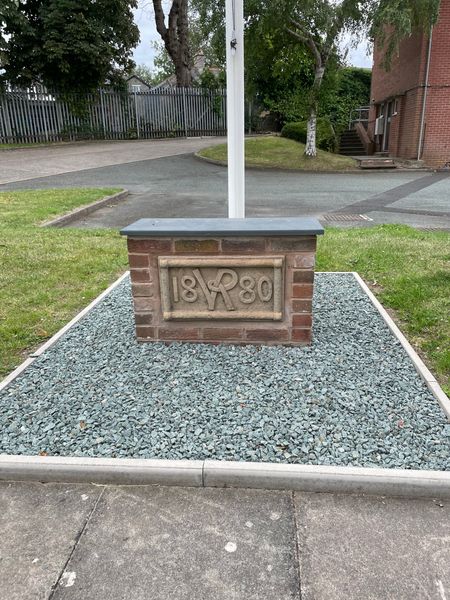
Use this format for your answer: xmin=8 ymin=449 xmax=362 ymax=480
xmin=159 ymin=257 xmax=283 ymax=321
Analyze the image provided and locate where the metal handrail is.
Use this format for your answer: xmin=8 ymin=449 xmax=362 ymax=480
xmin=349 ymin=106 xmax=370 ymax=130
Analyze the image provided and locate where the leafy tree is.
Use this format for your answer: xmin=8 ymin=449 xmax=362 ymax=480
xmin=132 ymin=55 xmax=173 ymax=86
xmin=322 ymin=67 xmax=372 ymax=133
xmin=0 ymin=0 xmax=140 ymax=93
xmin=285 ymin=0 xmax=440 ymax=156
xmin=196 ymin=68 xmax=226 ymax=91
xmin=151 ymin=41 xmax=178 ymax=83
xmin=150 ymin=5 xmax=222 ymax=87
xmin=193 ymin=0 xmax=440 ymax=157
xmin=132 ymin=64 xmax=156 ymax=85
xmin=246 ymin=25 xmax=340 ymax=129
xmin=369 ymin=0 xmax=441 ymax=69
xmin=283 ymin=1 xmax=357 ymax=155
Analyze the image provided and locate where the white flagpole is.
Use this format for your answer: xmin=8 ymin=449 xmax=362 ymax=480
xmin=225 ymin=0 xmax=245 ymax=218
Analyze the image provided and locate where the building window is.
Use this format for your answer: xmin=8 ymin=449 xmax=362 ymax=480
xmin=131 ymin=85 xmax=141 ymax=92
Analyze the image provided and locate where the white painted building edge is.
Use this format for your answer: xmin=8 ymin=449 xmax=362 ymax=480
xmin=0 ymin=271 xmax=130 ymax=392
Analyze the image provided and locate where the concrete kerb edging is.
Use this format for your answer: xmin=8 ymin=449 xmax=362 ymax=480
xmin=194 ymin=152 xmax=364 ymax=175
xmin=0 ymin=270 xmax=449 ymax=496
xmin=193 ymin=152 xmax=431 ymax=174
xmin=352 ymin=272 xmax=450 ymax=421
xmin=41 ymin=189 xmax=129 ymax=228
xmin=0 ymin=456 xmax=449 ymax=498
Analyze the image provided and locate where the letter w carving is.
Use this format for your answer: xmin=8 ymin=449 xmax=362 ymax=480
xmin=192 ymin=269 xmax=238 ymax=311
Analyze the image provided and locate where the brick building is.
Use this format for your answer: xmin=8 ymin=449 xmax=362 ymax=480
xmin=368 ymin=0 xmax=450 ymax=168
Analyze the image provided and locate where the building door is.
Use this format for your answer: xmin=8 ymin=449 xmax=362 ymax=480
xmin=382 ymin=101 xmax=393 ymax=152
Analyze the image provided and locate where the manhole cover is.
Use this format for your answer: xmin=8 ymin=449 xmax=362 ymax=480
xmin=321 ymin=214 xmax=373 ymax=222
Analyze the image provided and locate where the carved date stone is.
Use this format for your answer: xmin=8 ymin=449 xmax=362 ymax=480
xmin=159 ymin=257 xmax=283 ymax=320
xmin=121 ymin=217 xmax=324 ymax=345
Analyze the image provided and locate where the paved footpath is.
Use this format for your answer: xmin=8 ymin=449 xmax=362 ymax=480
xmin=1 ymin=481 xmax=449 ymax=599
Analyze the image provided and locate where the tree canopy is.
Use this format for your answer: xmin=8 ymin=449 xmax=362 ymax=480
xmin=0 ymin=0 xmax=140 ymax=92
xmin=369 ymin=0 xmax=440 ymax=68
xmin=193 ymin=0 xmax=440 ymax=155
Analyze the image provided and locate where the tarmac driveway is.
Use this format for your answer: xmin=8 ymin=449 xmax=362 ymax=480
xmin=0 ymin=137 xmax=224 ymax=185
xmin=0 ymin=139 xmax=449 ymax=229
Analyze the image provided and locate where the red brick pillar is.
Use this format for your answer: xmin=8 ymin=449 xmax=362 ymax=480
xmin=121 ymin=218 xmax=324 ymax=346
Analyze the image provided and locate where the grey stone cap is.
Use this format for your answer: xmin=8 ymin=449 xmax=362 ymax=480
xmin=120 ymin=217 xmax=324 ymax=237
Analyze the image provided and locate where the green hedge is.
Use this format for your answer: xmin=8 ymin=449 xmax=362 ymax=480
xmin=281 ymin=118 xmax=337 ymax=152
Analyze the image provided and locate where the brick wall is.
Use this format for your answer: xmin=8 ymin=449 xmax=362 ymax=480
xmin=397 ymin=88 xmax=425 ymax=159
xmin=127 ymin=235 xmax=318 ymax=346
xmin=422 ymin=0 xmax=450 ymax=167
xmin=368 ymin=0 xmax=450 ymax=166
xmin=423 ymin=88 xmax=450 ymax=166
xmin=370 ymin=32 xmax=427 ymax=103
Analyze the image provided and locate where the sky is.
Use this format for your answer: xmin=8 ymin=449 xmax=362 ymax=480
xmin=131 ymin=6 xmax=373 ymax=70
xmin=132 ymin=5 xmax=159 ymax=67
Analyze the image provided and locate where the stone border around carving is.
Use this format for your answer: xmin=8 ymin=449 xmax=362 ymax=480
xmin=0 ymin=270 xmax=449 ymax=496
xmin=158 ymin=256 xmax=284 ymax=321
xmin=41 ymin=189 xmax=129 ymax=228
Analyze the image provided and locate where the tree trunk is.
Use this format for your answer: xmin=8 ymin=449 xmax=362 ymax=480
xmin=304 ymin=65 xmax=325 ymax=158
xmin=174 ymin=63 xmax=192 ymax=86
xmin=174 ymin=0 xmax=191 ymax=86
xmin=305 ymin=109 xmax=317 ymax=157
xmin=153 ymin=0 xmax=192 ymax=87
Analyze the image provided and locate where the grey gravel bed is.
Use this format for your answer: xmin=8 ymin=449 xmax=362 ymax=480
xmin=1 ymin=273 xmax=449 ymax=470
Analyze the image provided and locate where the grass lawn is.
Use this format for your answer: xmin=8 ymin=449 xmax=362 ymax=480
xmin=0 ymin=143 xmax=52 ymax=150
xmin=197 ymin=136 xmax=357 ymax=171
xmin=1 ymin=189 xmax=448 ymax=396
xmin=317 ymin=226 xmax=450 ymax=394
xmin=0 ymin=189 xmax=127 ymax=378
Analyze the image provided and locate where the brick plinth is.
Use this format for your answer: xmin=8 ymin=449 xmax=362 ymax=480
xmin=125 ymin=234 xmax=319 ymax=346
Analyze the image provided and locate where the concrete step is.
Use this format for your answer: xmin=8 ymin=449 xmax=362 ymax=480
xmin=357 ymin=157 xmax=397 ymax=169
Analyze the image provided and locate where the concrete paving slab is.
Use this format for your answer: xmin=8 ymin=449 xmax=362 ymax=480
xmin=295 ymin=492 xmax=450 ymax=600
xmin=51 ymin=486 xmax=300 ymax=600
xmin=0 ymin=481 xmax=102 ymax=600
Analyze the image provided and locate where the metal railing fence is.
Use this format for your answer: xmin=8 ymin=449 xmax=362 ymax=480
xmin=0 ymin=87 xmax=227 ymax=144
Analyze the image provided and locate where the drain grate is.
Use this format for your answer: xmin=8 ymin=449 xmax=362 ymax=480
xmin=417 ymin=226 xmax=450 ymax=232
xmin=321 ymin=213 xmax=373 ymax=222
